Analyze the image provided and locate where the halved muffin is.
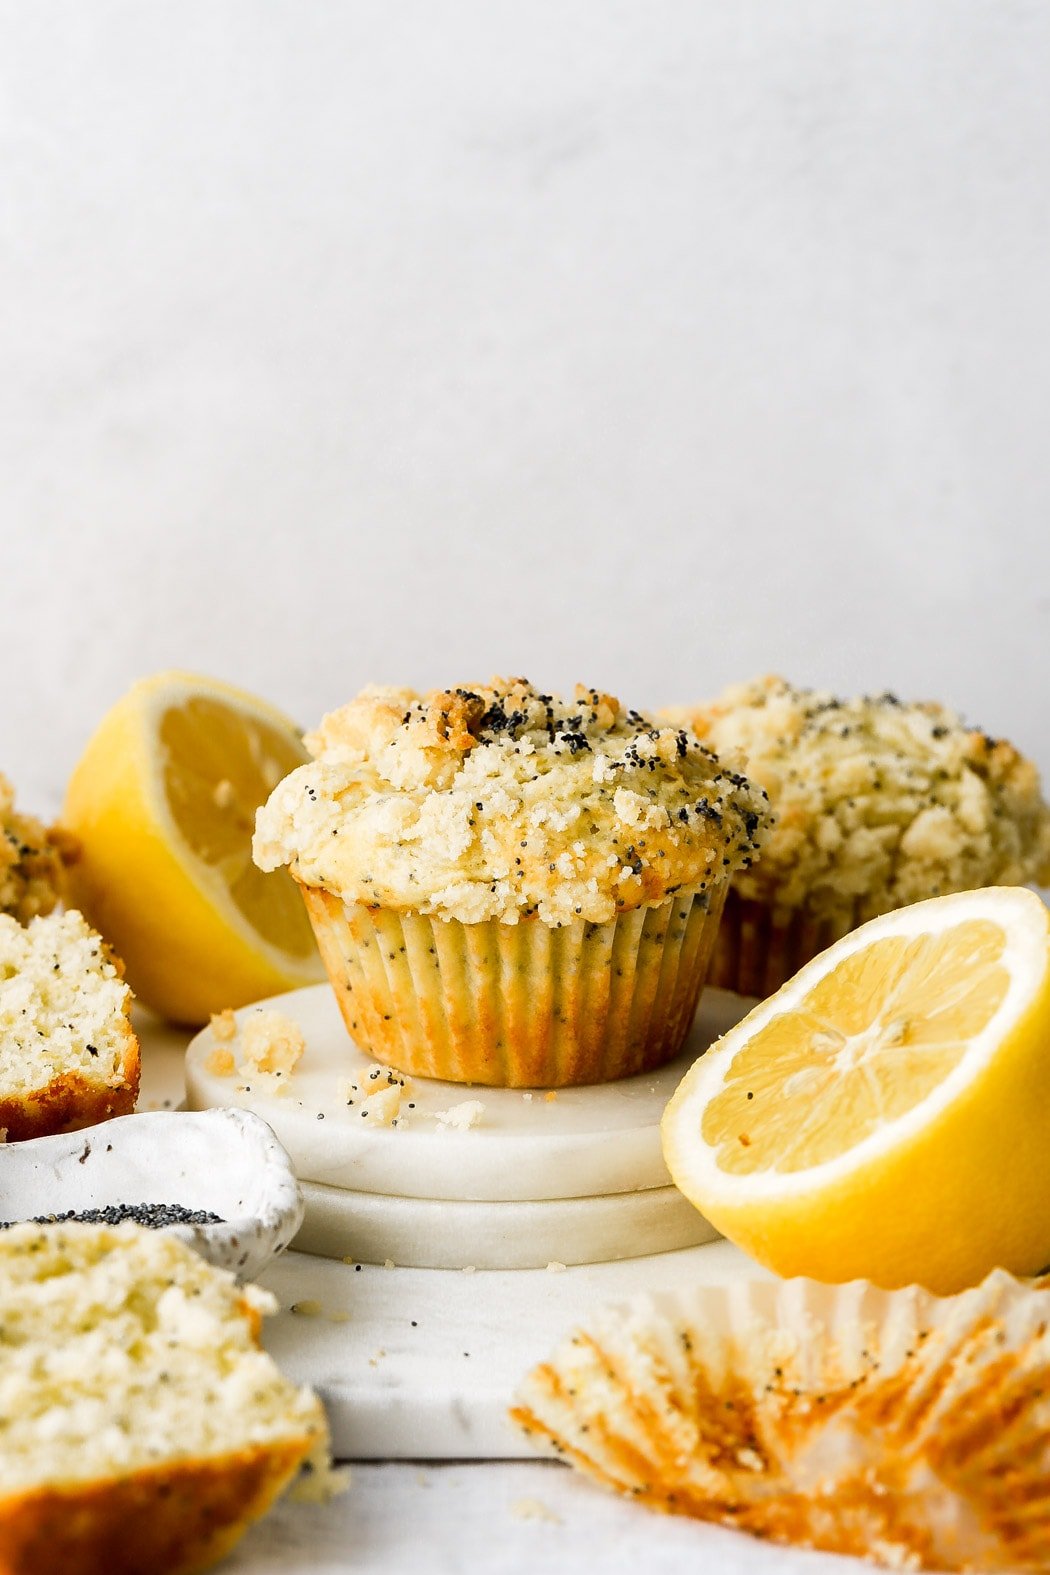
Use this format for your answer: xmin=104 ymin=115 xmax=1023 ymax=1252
xmin=0 ymin=909 xmax=139 ymax=1141
xmin=0 ymin=1221 xmax=332 ymax=1575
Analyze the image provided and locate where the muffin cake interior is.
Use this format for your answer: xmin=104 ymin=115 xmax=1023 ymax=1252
xmin=0 ymin=1223 xmax=325 ymax=1495
xmin=0 ymin=910 xmax=133 ymax=1106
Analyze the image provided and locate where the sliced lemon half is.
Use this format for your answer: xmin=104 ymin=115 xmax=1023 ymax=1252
xmin=662 ymin=887 xmax=1050 ymax=1293
xmin=63 ymin=671 xmax=323 ymax=1024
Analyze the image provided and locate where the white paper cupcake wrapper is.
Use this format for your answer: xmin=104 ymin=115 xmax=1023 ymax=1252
xmin=299 ymin=879 xmax=727 ymax=1087
xmin=512 ymin=1270 xmax=1050 ymax=1570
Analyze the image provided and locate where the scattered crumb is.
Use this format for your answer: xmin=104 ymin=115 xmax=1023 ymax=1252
xmin=461 ymin=1265 xmax=476 ymax=1275
xmin=338 ymin=1064 xmax=409 ymax=1126
xmin=511 ymin=1498 xmax=562 ymax=1524
xmin=544 ymin=1091 xmax=558 ymax=1104
xmin=291 ymin=1458 xmax=352 ymax=1504
xmin=368 ymin=1348 xmax=387 ymax=1368
xmin=363 ymin=1083 xmax=402 ymax=1125
xmin=290 ymin=1299 xmax=351 ymax=1324
xmin=522 ymin=1092 xmax=533 ymax=1102
xmin=205 ymin=1048 xmax=236 ymax=1077
xmin=209 ymin=1009 xmax=237 ymax=1042
xmin=546 ymin=1261 xmax=567 ymax=1273
xmin=434 ymin=1099 xmax=484 ymax=1131
xmin=383 ymin=1259 xmax=395 ymax=1270
xmin=342 ymin=1256 xmax=357 ymax=1267
xmin=239 ymin=1009 xmax=306 ymax=1077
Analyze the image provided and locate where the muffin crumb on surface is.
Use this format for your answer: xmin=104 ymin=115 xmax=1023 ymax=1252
xmin=337 ymin=1064 xmax=408 ymax=1125
xmin=203 ymin=1007 xmax=306 ymax=1095
xmin=434 ymin=1098 xmax=484 ymax=1131
xmin=238 ymin=1009 xmax=306 ymax=1076
xmin=209 ymin=1008 xmax=237 ymax=1042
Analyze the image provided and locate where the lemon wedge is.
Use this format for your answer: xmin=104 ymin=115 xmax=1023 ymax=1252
xmin=662 ymin=887 xmax=1050 ymax=1292
xmin=62 ymin=672 xmax=323 ymax=1024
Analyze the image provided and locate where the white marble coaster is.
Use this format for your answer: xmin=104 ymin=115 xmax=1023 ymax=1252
xmin=295 ymin=1179 xmax=718 ymax=1268
xmin=185 ymin=984 xmax=748 ymax=1202
xmin=259 ymin=1240 xmax=771 ymax=1460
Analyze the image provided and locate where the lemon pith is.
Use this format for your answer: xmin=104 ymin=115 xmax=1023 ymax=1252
xmin=62 ymin=672 xmax=323 ymax=1024
xmin=662 ymin=888 xmax=1050 ymax=1293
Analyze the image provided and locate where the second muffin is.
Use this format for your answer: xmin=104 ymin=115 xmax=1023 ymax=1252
xmin=254 ymin=679 xmax=769 ymax=1086
xmin=664 ymin=676 xmax=1050 ymax=999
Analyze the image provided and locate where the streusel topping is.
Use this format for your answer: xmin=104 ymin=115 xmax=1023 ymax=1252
xmin=664 ymin=676 xmax=1050 ymax=922
xmin=0 ymin=773 xmax=74 ymax=924
xmin=254 ymin=679 xmax=769 ymax=926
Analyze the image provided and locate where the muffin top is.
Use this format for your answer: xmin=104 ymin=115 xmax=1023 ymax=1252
xmin=253 ymin=679 xmax=770 ymax=926
xmin=663 ymin=676 xmax=1050 ymax=922
xmin=0 ymin=773 xmax=73 ymax=924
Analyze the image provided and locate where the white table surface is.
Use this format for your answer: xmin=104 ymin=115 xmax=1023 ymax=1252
xmin=220 ymin=1462 xmax=857 ymax=1575
xmin=137 ymin=1010 xmax=863 ymax=1575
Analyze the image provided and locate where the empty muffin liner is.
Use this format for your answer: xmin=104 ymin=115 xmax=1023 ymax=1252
xmin=512 ymin=1269 xmax=1050 ymax=1571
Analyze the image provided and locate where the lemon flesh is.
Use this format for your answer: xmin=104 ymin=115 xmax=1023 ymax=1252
xmin=63 ymin=673 xmax=323 ymax=1024
xmin=662 ymin=888 xmax=1050 ymax=1293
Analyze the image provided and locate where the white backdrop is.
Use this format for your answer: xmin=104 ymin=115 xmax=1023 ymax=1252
xmin=2 ymin=0 xmax=1048 ymax=813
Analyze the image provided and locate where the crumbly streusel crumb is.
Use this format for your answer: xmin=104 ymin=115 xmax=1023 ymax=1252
xmin=237 ymin=1010 xmax=306 ymax=1077
xmin=205 ymin=1047 xmax=236 ymax=1077
xmin=434 ymin=1099 xmax=484 ymax=1131
xmin=0 ymin=774 xmax=76 ymax=924
xmin=253 ymin=679 xmax=770 ymax=926
xmin=209 ymin=1009 xmax=237 ymax=1043
xmin=337 ymin=1064 xmax=408 ymax=1125
xmin=664 ymin=676 xmax=1050 ymax=924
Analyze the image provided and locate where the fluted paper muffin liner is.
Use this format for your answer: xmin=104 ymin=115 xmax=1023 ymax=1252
xmin=298 ymin=879 xmax=726 ymax=1087
xmin=512 ymin=1270 xmax=1050 ymax=1571
xmin=705 ymin=889 xmax=862 ymax=999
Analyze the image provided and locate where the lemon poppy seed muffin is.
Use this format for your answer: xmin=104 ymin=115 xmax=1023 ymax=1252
xmin=0 ymin=773 xmax=76 ymax=924
xmin=0 ymin=1222 xmax=331 ymax=1575
xmin=0 ymin=908 xmax=140 ymax=1140
xmin=664 ymin=676 xmax=1050 ymax=997
xmin=254 ymin=679 xmax=769 ymax=1086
